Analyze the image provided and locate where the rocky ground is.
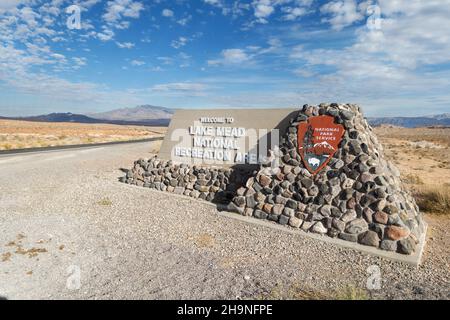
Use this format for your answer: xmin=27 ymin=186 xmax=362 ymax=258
xmin=0 ymin=141 xmax=448 ymax=300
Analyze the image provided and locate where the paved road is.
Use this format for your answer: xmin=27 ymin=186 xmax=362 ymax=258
xmin=0 ymin=137 xmax=163 ymax=156
xmin=0 ymin=141 xmax=448 ymax=300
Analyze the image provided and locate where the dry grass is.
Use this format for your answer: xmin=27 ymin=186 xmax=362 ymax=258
xmin=15 ymin=247 xmax=48 ymax=258
xmin=256 ymin=282 xmax=369 ymax=300
xmin=1 ymin=252 xmax=12 ymax=262
xmin=97 ymin=198 xmax=113 ymax=206
xmin=257 ymin=282 xmax=328 ymax=300
xmin=415 ymin=186 xmax=450 ymax=215
xmin=375 ymin=126 xmax=450 ymax=216
xmin=0 ymin=119 xmax=167 ymax=150
xmin=334 ymin=285 xmax=369 ymax=300
xmin=403 ymin=173 xmax=425 ymax=185
xmin=192 ymin=233 xmax=215 ymax=248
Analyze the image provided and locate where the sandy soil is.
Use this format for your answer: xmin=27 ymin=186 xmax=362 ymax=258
xmin=0 ymin=119 xmax=167 ymax=150
xmin=374 ymin=126 xmax=450 ymax=187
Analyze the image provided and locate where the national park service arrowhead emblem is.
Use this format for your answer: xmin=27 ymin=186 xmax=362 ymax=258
xmin=297 ymin=115 xmax=345 ymax=175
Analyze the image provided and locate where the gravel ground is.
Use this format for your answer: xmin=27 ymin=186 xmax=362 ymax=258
xmin=0 ymin=141 xmax=448 ymax=300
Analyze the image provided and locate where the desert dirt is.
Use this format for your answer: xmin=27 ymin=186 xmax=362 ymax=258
xmin=0 ymin=119 xmax=167 ymax=150
xmin=0 ymin=140 xmax=448 ymax=300
xmin=0 ymin=125 xmax=448 ymax=300
xmin=373 ymin=126 xmax=450 ymax=187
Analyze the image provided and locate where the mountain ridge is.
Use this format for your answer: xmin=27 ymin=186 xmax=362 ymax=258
xmin=0 ymin=111 xmax=170 ymax=127
xmin=88 ymin=104 xmax=174 ymax=122
xmin=1 ymin=107 xmax=449 ymax=128
xmin=367 ymin=113 xmax=450 ymax=128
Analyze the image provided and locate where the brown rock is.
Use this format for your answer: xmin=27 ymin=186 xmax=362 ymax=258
xmin=263 ymin=203 xmax=273 ymax=214
xmin=385 ymin=225 xmax=410 ymax=240
xmin=259 ymin=174 xmax=272 ymax=187
xmin=275 ymin=172 xmax=284 ymax=181
xmin=373 ymin=211 xmax=389 ymax=224
xmin=347 ymin=198 xmax=357 ymax=209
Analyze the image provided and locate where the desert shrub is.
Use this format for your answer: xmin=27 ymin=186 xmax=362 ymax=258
xmin=403 ymin=173 xmax=424 ymax=185
xmin=335 ymin=285 xmax=368 ymax=300
xmin=415 ymin=186 xmax=450 ymax=215
xmin=97 ymin=198 xmax=112 ymax=206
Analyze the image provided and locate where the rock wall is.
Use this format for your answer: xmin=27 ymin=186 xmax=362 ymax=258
xmin=119 ymin=159 xmax=255 ymax=203
xmin=121 ymin=103 xmax=426 ymax=255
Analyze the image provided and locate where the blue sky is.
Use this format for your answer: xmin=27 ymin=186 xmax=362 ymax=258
xmin=1 ymin=0 xmax=449 ymax=117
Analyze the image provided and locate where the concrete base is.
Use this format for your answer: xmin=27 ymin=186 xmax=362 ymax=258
xmin=120 ymin=183 xmax=428 ymax=267
xmin=216 ymin=208 xmax=428 ymax=267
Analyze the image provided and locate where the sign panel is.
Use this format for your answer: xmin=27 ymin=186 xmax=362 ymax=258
xmin=297 ymin=115 xmax=345 ymax=175
xmin=159 ymin=109 xmax=297 ymax=166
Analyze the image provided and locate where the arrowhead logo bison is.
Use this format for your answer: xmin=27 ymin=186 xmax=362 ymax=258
xmin=297 ymin=115 xmax=345 ymax=175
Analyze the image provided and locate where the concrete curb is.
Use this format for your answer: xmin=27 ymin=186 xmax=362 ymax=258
xmin=118 ymin=182 xmax=428 ymax=267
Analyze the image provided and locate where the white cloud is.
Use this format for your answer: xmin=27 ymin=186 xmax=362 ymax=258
xmin=116 ymin=41 xmax=135 ymax=49
xmin=286 ymin=0 xmax=450 ymax=113
xmin=152 ymin=82 xmax=206 ymax=91
xmin=223 ymin=49 xmax=250 ymax=63
xmin=162 ymin=8 xmax=174 ymax=17
xmin=0 ymin=0 xmax=23 ymax=13
xmin=254 ymin=1 xmax=274 ymax=18
xmin=253 ymin=0 xmax=274 ymax=23
xmin=281 ymin=6 xmax=307 ymax=21
xmin=245 ymin=0 xmax=313 ymax=25
xmin=157 ymin=56 xmax=173 ymax=65
xmin=203 ymin=0 xmax=220 ymax=5
xmin=97 ymin=28 xmax=115 ymax=41
xmin=320 ymin=0 xmax=365 ymax=30
xmin=151 ymin=82 xmax=208 ymax=96
xmin=208 ymin=40 xmax=281 ymax=66
xmin=171 ymin=36 xmax=190 ymax=49
xmin=177 ymin=15 xmax=192 ymax=26
xmin=73 ymin=57 xmax=87 ymax=67
xmin=208 ymin=48 xmax=251 ymax=66
xmin=130 ymin=59 xmax=145 ymax=66
xmin=103 ymin=0 xmax=144 ymax=24
xmin=75 ymin=0 xmax=102 ymax=11
xmin=203 ymin=0 xmax=251 ymax=18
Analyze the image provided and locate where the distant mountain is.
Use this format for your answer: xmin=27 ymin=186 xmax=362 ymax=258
xmin=368 ymin=113 xmax=450 ymax=128
xmin=0 ymin=112 xmax=101 ymax=123
xmin=88 ymin=105 xmax=174 ymax=122
xmin=0 ymin=111 xmax=170 ymax=127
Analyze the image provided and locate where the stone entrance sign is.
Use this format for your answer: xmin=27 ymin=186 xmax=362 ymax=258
xmin=122 ymin=103 xmax=427 ymax=264
xmin=159 ymin=108 xmax=297 ymax=166
xmin=298 ymin=115 xmax=345 ymax=175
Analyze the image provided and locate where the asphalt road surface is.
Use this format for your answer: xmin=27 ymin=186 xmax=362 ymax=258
xmin=0 ymin=141 xmax=448 ymax=300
